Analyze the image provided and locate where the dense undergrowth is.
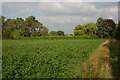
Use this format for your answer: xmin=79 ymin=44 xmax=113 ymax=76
xmin=109 ymin=40 xmax=120 ymax=78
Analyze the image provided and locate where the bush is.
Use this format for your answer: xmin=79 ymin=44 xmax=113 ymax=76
xmin=2 ymin=29 xmax=11 ymax=39
xmin=74 ymin=30 xmax=84 ymax=36
xmin=79 ymin=34 xmax=92 ymax=39
xmin=109 ymin=40 xmax=120 ymax=77
xmin=10 ymin=31 xmax=21 ymax=40
xmin=57 ymin=30 xmax=64 ymax=36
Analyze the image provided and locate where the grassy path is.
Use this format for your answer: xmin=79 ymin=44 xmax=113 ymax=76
xmin=81 ymin=40 xmax=113 ymax=78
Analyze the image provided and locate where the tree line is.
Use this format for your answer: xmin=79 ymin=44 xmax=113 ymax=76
xmin=1 ymin=15 xmax=120 ymax=40
xmin=1 ymin=16 xmax=65 ymax=39
xmin=74 ymin=17 xmax=120 ymax=39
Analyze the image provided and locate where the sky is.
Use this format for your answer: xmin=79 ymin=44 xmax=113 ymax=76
xmin=1 ymin=1 xmax=119 ymax=34
xmin=1 ymin=0 xmax=120 ymax=2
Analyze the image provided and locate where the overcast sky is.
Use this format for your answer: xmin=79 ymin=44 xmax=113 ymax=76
xmin=1 ymin=2 xmax=118 ymax=34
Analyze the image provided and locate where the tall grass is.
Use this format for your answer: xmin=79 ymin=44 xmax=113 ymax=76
xmin=81 ymin=40 xmax=112 ymax=78
xmin=109 ymin=40 xmax=120 ymax=77
xmin=80 ymin=39 xmax=120 ymax=78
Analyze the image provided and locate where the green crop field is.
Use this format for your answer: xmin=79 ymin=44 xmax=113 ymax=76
xmin=2 ymin=39 xmax=105 ymax=78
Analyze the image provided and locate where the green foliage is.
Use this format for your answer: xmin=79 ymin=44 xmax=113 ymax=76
xmin=39 ymin=27 xmax=48 ymax=36
xmin=74 ymin=23 xmax=96 ymax=38
xmin=74 ymin=25 xmax=83 ymax=36
xmin=2 ymin=39 xmax=104 ymax=78
xmin=10 ymin=30 xmax=21 ymax=40
xmin=84 ymin=23 xmax=96 ymax=36
xmin=30 ymin=30 xmax=37 ymax=37
xmin=0 ymin=16 xmax=5 ymax=27
xmin=2 ymin=17 xmax=24 ymax=39
xmin=57 ymin=30 xmax=64 ymax=36
xmin=79 ymin=34 xmax=92 ymax=39
xmin=109 ymin=40 xmax=120 ymax=77
xmin=49 ymin=31 xmax=57 ymax=36
xmin=2 ymin=15 xmax=49 ymax=39
xmin=24 ymin=16 xmax=44 ymax=37
xmin=74 ymin=30 xmax=84 ymax=36
xmin=49 ymin=30 xmax=64 ymax=36
xmin=96 ymin=18 xmax=107 ymax=38
xmin=96 ymin=17 xmax=116 ymax=38
xmin=2 ymin=29 xmax=11 ymax=39
xmin=25 ymin=16 xmax=42 ymax=27
xmin=21 ymin=36 xmax=94 ymax=40
xmin=113 ymin=22 xmax=120 ymax=40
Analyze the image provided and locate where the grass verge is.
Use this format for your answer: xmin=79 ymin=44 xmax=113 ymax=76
xmin=109 ymin=39 xmax=120 ymax=78
xmin=80 ymin=40 xmax=112 ymax=78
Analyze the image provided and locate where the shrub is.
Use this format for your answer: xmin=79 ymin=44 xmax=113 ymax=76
xmin=109 ymin=40 xmax=120 ymax=77
xmin=10 ymin=31 xmax=21 ymax=40
xmin=79 ymin=34 xmax=92 ymax=39
xmin=2 ymin=29 xmax=11 ymax=39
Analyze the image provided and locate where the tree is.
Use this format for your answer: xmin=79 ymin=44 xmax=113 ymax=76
xmin=0 ymin=16 xmax=5 ymax=39
xmin=0 ymin=16 xmax=5 ymax=27
xmin=2 ymin=17 xmax=24 ymax=39
xmin=74 ymin=23 xmax=96 ymax=37
xmin=74 ymin=25 xmax=84 ymax=36
xmin=2 ymin=15 xmax=49 ymax=39
xmin=74 ymin=29 xmax=84 ymax=36
xmin=2 ymin=19 xmax=15 ymax=39
xmin=110 ymin=22 xmax=120 ymax=76
xmin=57 ymin=30 xmax=64 ymax=36
xmin=39 ymin=26 xmax=48 ymax=36
xmin=96 ymin=17 xmax=116 ymax=38
xmin=49 ymin=30 xmax=64 ymax=36
xmin=83 ymin=23 xmax=96 ymax=38
xmin=49 ymin=31 xmax=57 ymax=36
xmin=14 ymin=18 xmax=24 ymax=31
xmin=24 ymin=16 xmax=43 ymax=37
xmin=10 ymin=30 xmax=21 ymax=40
xmin=24 ymin=16 xmax=49 ymax=37
xmin=21 ymin=26 xmax=31 ymax=37
xmin=113 ymin=22 xmax=120 ymax=40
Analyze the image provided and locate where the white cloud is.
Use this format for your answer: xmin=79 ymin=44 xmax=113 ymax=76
xmin=97 ymin=6 xmax=118 ymax=22
xmin=36 ymin=2 xmax=118 ymax=21
xmin=36 ymin=2 xmax=98 ymax=17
